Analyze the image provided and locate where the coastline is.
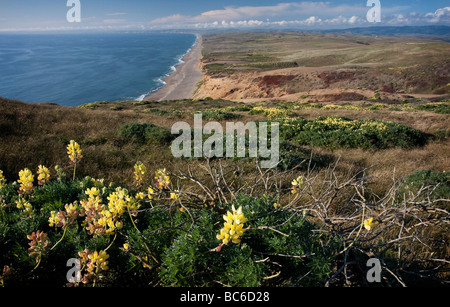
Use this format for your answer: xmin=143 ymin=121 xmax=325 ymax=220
xmin=144 ymin=34 xmax=203 ymax=101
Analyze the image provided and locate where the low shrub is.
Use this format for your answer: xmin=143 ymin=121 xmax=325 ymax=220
xmin=277 ymin=116 xmax=427 ymax=149
xmin=160 ymin=194 xmax=341 ymax=287
xmin=414 ymin=102 xmax=450 ymax=114
xmin=196 ymin=110 xmax=241 ymax=121
xmin=249 ymin=107 xmax=296 ymax=119
xmin=401 ymin=169 xmax=450 ymax=203
xmin=119 ymin=122 xmax=174 ymax=145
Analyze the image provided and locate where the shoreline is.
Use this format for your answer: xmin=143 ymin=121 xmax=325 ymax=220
xmin=144 ymin=34 xmax=203 ymax=101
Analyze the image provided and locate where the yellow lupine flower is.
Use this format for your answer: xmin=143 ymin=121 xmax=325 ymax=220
xmin=291 ymin=175 xmax=303 ymax=187
xmin=170 ymin=190 xmax=179 ymax=200
xmin=155 ymin=168 xmax=171 ymax=189
xmin=135 ymin=192 xmax=145 ymax=200
xmin=107 ymin=187 xmax=128 ymax=216
xmin=49 ymin=210 xmax=62 ymax=227
xmin=37 ymin=165 xmax=50 ymax=186
xmin=0 ymin=170 xmax=7 ymax=189
xmin=65 ymin=203 xmax=78 ymax=215
xmin=67 ymin=140 xmax=83 ymax=164
xmin=364 ymin=217 xmax=375 ymax=231
xmin=88 ymin=250 xmax=109 ymax=272
xmin=134 ymin=161 xmax=146 ymax=185
xmin=16 ymin=198 xmax=32 ymax=216
xmin=18 ymin=168 xmax=34 ymax=194
xmin=217 ymin=205 xmax=247 ymax=245
xmin=147 ymin=187 xmax=154 ymax=199
xmin=85 ymin=187 xmax=100 ymax=198
xmin=291 ymin=175 xmax=303 ymax=194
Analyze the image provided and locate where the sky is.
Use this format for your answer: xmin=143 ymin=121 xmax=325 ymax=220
xmin=0 ymin=1 xmax=449 ymax=32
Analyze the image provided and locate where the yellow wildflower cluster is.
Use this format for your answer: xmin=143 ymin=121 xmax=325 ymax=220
xmin=16 ymin=198 xmax=33 ymax=216
xmin=107 ymin=187 xmax=139 ymax=216
xmin=170 ymin=190 xmax=180 ymax=200
xmin=37 ymin=165 xmax=51 ymax=186
xmin=314 ymin=117 xmax=356 ymax=130
xmin=360 ymin=121 xmax=387 ymax=132
xmin=307 ymin=116 xmax=389 ymax=134
xmin=79 ymin=187 xmax=139 ymax=236
xmin=322 ymin=104 xmax=341 ymax=110
xmin=85 ymin=187 xmax=100 ymax=199
xmin=18 ymin=168 xmax=34 ymax=195
xmin=0 ymin=170 xmax=6 ymax=190
xmin=134 ymin=161 xmax=147 ymax=185
xmin=77 ymin=249 xmax=109 ymax=285
xmin=291 ymin=175 xmax=303 ymax=194
xmin=97 ymin=209 xmax=123 ymax=235
xmin=135 ymin=192 xmax=145 ymax=200
xmin=67 ymin=140 xmax=83 ymax=164
xmin=48 ymin=211 xmax=63 ymax=228
xmin=80 ymin=187 xmax=109 ymax=236
xmin=155 ymin=168 xmax=171 ymax=189
xmin=250 ymin=106 xmax=295 ymax=119
xmin=49 ymin=203 xmax=78 ymax=228
xmin=217 ymin=205 xmax=247 ymax=245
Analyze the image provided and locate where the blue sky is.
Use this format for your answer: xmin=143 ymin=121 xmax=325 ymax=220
xmin=0 ymin=1 xmax=449 ymax=31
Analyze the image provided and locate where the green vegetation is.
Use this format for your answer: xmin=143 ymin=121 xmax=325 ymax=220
xmin=160 ymin=194 xmax=340 ymax=287
xmin=119 ymin=122 xmax=174 ymax=145
xmin=401 ymin=169 xmax=450 ymax=202
xmin=196 ymin=109 xmax=242 ymax=121
xmin=414 ymin=102 xmax=450 ymax=114
xmin=277 ymin=116 xmax=427 ymax=150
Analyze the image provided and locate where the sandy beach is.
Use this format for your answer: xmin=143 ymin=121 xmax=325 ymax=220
xmin=144 ymin=34 xmax=203 ymax=101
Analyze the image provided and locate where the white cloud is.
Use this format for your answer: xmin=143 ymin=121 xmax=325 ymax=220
xmin=149 ymin=2 xmax=369 ymax=27
xmin=348 ymin=16 xmax=358 ymax=24
xmin=150 ymin=14 xmax=186 ymax=25
xmin=382 ymin=6 xmax=450 ymax=26
xmin=147 ymin=1 xmax=431 ymax=29
xmin=425 ymin=7 xmax=450 ymax=23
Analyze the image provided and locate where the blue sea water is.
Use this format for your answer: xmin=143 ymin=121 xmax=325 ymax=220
xmin=0 ymin=32 xmax=197 ymax=106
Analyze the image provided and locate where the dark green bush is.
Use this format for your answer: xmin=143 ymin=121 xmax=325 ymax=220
xmin=277 ymin=116 xmax=427 ymax=149
xmin=196 ymin=110 xmax=241 ymax=121
xmin=414 ymin=103 xmax=450 ymax=114
xmin=120 ymin=122 xmax=174 ymax=145
xmin=401 ymin=169 xmax=450 ymax=203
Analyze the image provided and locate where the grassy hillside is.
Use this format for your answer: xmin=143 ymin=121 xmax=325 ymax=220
xmin=0 ymin=95 xmax=448 ymax=287
xmin=0 ymin=29 xmax=448 ymax=288
xmin=198 ymin=32 xmax=450 ymax=99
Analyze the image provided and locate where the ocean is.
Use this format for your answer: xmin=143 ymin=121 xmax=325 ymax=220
xmin=0 ymin=32 xmax=197 ymax=106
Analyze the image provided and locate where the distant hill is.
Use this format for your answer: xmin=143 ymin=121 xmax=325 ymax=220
xmin=321 ymin=25 xmax=450 ymax=41
xmin=193 ymin=25 xmax=450 ymax=41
